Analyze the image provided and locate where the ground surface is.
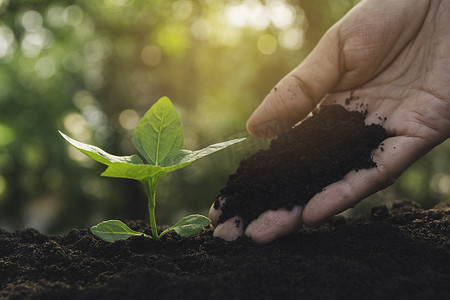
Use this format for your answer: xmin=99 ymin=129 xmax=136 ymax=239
xmin=1 ymin=200 xmax=449 ymax=300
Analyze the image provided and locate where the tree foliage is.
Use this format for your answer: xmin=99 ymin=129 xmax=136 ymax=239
xmin=0 ymin=0 xmax=447 ymax=233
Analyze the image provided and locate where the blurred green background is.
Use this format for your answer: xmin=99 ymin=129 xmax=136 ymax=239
xmin=0 ymin=0 xmax=448 ymax=234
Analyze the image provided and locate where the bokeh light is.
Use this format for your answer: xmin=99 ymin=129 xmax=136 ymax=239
xmin=34 ymin=57 xmax=56 ymax=79
xmin=257 ymin=34 xmax=277 ymax=54
xmin=172 ymin=0 xmax=193 ymax=20
xmin=64 ymin=112 xmax=91 ymax=139
xmin=224 ymin=0 xmax=295 ymax=29
xmin=63 ymin=5 xmax=84 ymax=26
xmin=0 ymin=26 xmax=15 ymax=62
xmin=46 ymin=6 xmax=66 ymax=28
xmin=279 ymin=27 xmax=304 ymax=50
xmin=430 ymin=173 xmax=450 ymax=195
xmin=0 ymin=0 xmax=446 ymax=236
xmin=119 ymin=109 xmax=140 ymax=130
xmin=21 ymin=10 xmax=43 ymax=32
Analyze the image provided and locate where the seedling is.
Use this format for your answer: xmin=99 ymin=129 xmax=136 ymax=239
xmin=60 ymin=96 xmax=245 ymax=242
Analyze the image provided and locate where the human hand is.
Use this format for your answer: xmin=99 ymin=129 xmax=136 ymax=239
xmin=209 ymin=0 xmax=450 ymax=244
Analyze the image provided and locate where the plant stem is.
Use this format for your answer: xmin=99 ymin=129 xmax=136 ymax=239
xmin=143 ymin=178 xmax=159 ymax=239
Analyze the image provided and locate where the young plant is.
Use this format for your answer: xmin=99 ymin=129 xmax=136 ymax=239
xmin=60 ymin=96 xmax=245 ymax=242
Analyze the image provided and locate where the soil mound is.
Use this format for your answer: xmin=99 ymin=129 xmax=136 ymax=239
xmin=0 ymin=201 xmax=449 ymax=299
xmin=217 ymin=104 xmax=390 ymax=226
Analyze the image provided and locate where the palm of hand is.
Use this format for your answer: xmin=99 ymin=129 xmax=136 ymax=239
xmin=211 ymin=0 xmax=450 ymax=244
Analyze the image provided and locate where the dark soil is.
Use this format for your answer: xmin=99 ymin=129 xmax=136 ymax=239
xmin=1 ymin=200 xmax=449 ymax=299
xmin=217 ymin=104 xmax=390 ymax=227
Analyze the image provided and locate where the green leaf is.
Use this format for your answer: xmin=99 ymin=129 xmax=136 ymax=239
xmin=90 ymin=220 xmax=150 ymax=242
xmin=61 ymin=97 xmax=247 ymax=242
xmin=101 ymin=160 xmax=191 ymax=180
xmin=132 ymin=97 xmax=184 ymax=166
xmin=102 ymin=138 xmax=246 ymax=181
xmin=59 ymin=131 xmax=143 ymax=166
xmin=161 ymin=138 xmax=246 ymax=167
xmin=101 ymin=162 xmax=164 ymax=180
xmin=168 ymin=214 xmax=211 ymax=237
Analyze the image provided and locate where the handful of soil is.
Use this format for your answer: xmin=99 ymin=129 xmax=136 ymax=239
xmin=216 ymin=104 xmax=390 ymax=227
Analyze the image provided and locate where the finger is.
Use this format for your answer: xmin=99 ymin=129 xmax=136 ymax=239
xmin=247 ymin=0 xmax=429 ymax=138
xmin=208 ymin=196 xmax=225 ymax=227
xmin=245 ymin=206 xmax=303 ymax=244
xmin=213 ymin=216 xmax=244 ymax=241
xmin=246 ymin=26 xmax=342 ymax=137
xmin=302 ymin=135 xmax=432 ymax=226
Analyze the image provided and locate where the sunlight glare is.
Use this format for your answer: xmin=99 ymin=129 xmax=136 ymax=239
xmin=270 ymin=1 xmax=295 ymax=29
xmin=248 ymin=3 xmax=270 ymax=30
xmin=224 ymin=3 xmax=249 ymax=28
xmin=279 ymin=27 xmax=304 ymax=50
xmin=224 ymin=0 xmax=295 ymax=30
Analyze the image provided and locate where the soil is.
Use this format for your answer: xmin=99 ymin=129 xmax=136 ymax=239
xmin=1 ymin=200 xmax=449 ymax=299
xmin=217 ymin=104 xmax=390 ymax=227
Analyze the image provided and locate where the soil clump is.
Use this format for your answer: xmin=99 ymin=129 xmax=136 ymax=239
xmin=217 ymin=104 xmax=390 ymax=227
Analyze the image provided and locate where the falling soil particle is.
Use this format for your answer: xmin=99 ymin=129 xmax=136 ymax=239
xmin=216 ymin=104 xmax=390 ymax=227
xmin=344 ymin=91 xmax=360 ymax=105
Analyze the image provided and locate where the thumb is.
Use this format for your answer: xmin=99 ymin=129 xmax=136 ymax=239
xmin=246 ymin=25 xmax=343 ymax=137
xmin=246 ymin=0 xmax=428 ymax=138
